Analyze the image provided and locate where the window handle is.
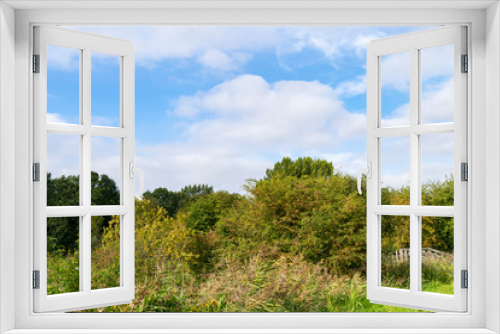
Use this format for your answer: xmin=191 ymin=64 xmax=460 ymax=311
xmin=129 ymin=161 xmax=145 ymax=197
xmin=357 ymin=162 xmax=372 ymax=195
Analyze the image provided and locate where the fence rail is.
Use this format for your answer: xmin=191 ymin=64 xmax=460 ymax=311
xmin=390 ymin=248 xmax=453 ymax=263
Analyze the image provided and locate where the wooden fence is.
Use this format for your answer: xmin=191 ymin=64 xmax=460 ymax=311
xmin=391 ymin=248 xmax=453 ymax=263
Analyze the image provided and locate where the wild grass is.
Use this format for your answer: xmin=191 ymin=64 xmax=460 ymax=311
xmin=48 ymin=247 xmax=453 ymax=312
xmin=46 ymin=164 xmax=456 ymax=312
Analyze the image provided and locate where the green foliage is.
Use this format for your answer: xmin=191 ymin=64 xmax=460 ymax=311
xmin=47 ymin=217 xmax=80 ymax=252
xmin=182 ymin=191 xmax=241 ymax=232
xmin=91 ymin=171 xmax=120 ymax=205
xmin=45 ymin=156 xmax=455 ymax=313
xmin=218 ymin=171 xmax=365 ymax=275
xmin=47 ymin=173 xmax=79 ymax=206
xmin=143 ymin=184 xmax=214 ymax=217
xmin=132 ymin=199 xmax=197 ymax=278
xmin=143 ymin=188 xmax=182 ymax=217
xmin=47 ymin=171 xmax=120 ymax=252
xmin=265 ymin=156 xmax=334 ymax=179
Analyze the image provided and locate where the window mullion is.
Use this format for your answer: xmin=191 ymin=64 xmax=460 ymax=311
xmin=82 ymin=47 xmax=92 ymax=294
xmin=409 ymin=47 xmax=420 ymax=294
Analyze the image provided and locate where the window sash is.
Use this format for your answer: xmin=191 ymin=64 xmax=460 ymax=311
xmin=366 ymin=26 xmax=468 ymax=312
xmin=33 ymin=26 xmax=135 ymax=313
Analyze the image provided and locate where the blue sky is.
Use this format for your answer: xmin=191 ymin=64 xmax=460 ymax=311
xmin=47 ymin=26 xmax=455 ymax=194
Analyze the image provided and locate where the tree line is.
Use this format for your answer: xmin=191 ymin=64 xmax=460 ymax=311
xmin=48 ymin=156 xmax=454 ymax=276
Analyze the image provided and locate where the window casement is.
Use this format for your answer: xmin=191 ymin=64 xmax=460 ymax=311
xmin=33 ymin=26 xmax=137 ymax=312
xmin=363 ymin=26 xmax=467 ymax=312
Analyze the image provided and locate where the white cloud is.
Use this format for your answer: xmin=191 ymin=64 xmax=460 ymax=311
xmin=48 ymin=25 xmax=447 ymax=193
xmin=47 ymin=44 xmax=80 ymax=71
xmin=380 ymin=94 xmax=455 ymax=188
xmin=198 ymin=50 xmax=251 ymax=72
xmin=381 ymin=103 xmax=410 ymax=128
xmin=47 ymin=113 xmax=68 ymax=124
xmin=421 ymin=44 xmax=454 ymax=80
xmin=172 ymin=74 xmax=364 ymax=149
xmin=47 ymin=133 xmax=80 ymax=178
xmin=314 ymin=151 xmax=367 ymax=176
xmin=135 ymin=75 xmax=367 ymax=193
xmin=335 ymin=75 xmax=366 ymax=98
xmin=46 ymin=114 xmax=122 ymax=193
xmin=57 ymin=26 xmax=434 ymax=73
xmin=47 ymin=134 xmax=122 ymax=189
xmin=421 ymin=78 xmax=454 ymax=124
xmin=380 ymin=43 xmax=453 ymax=93
xmin=421 ymin=132 xmax=454 ymax=183
xmin=380 ymin=136 xmax=410 ymax=188
xmin=64 ymin=26 xmax=280 ymax=71
xmin=382 ymin=78 xmax=453 ymax=127
xmin=381 ymin=51 xmax=411 ymax=92
xmin=381 ymin=172 xmax=411 ymax=189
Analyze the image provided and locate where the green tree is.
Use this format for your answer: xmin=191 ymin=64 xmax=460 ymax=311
xmin=143 ymin=184 xmax=214 ymax=217
xmin=91 ymin=171 xmax=120 ymax=205
xmin=181 ymin=191 xmax=240 ymax=232
xmin=47 ymin=171 xmax=120 ymax=252
xmin=143 ymin=188 xmax=182 ymax=216
xmin=47 ymin=172 xmax=79 ymax=206
xmin=265 ymin=157 xmax=334 ymax=180
xmin=218 ymin=161 xmax=366 ymax=275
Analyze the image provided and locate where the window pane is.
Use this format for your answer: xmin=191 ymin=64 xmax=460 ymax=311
xmin=421 ymin=133 xmax=454 ymax=206
xmin=47 ymin=133 xmax=80 ymax=206
xmin=421 ymin=216 xmax=454 ymax=295
xmin=380 ymin=52 xmax=410 ymax=127
xmin=381 ymin=136 xmax=410 ymax=205
xmin=47 ymin=44 xmax=80 ymax=124
xmin=47 ymin=217 xmax=80 ymax=295
xmin=381 ymin=215 xmax=410 ymax=290
xmin=91 ymin=137 xmax=121 ymax=205
xmin=91 ymin=52 xmax=121 ymax=127
xmin=92 ymin=215 xmax=120 ymax=290
xmin=420 ymin=45 xmax=454 ymax=124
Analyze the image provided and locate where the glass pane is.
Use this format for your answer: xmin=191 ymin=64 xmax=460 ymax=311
xmin=47 ymin=133 xmax=80 ymax=206
xmin=420 ymin=44 xmax=454 ymax=124
xmin=421 ymin=133 xmax=454 ymax=206
xmin=421 ymin=216 xmax=454 ymax=295
xmin=47 ymin=217 xmax=80 ymax=295
xmin=381 ymin=215 xmax=410 ymax=290
xmin=47 ymin=44 xmax=80 ymax=124
xmin=91 ymin=52 xmax=121 ymax=127
xmin=381 ymin=136 xmax=410 ymax=205
xmin=92 ymin=215 xmax=120 ymax=290
xmin=91 ymin=137 xmax=121 ymax=205
xmin=380 ymin=52 xmax=410 ymax=127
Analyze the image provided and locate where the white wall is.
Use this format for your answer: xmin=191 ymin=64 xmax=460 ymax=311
xmin=0 ymin=2 xmax=16 ymax=333
xmin=486 ymin=2 xmax=500 ymax=333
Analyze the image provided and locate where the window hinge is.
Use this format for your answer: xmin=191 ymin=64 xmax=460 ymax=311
xmin=461 ymin=270 xmax=468 ymax=289
xmin=33 ymin=270 xmax=40 ymax=289
xmin=33 ymin=54 xmax=40 ymax=73
xmin=461 ymin=54 xmax=468 ymax=73
xmin=461 ymin=162 xmax=468 ymax=181
xmin=33 ymin=163 xmax=40 ymax=182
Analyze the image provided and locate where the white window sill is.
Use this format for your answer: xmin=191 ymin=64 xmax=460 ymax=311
xmin=3 ymin=330 xmax=498 ymax=334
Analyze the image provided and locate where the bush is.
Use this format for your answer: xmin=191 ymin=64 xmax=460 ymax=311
xmin=217 ymin=171 xmax=366 ymax=275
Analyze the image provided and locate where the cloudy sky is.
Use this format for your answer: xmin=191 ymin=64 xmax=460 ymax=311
xmin=46 ymin=26 xmax=454 ymax=194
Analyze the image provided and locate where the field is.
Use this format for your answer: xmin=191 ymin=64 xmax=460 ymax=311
xmin=47 ymin=247 xmax=453 ymax=312
xmin=46 ymin=157 xmax=455 ymax=312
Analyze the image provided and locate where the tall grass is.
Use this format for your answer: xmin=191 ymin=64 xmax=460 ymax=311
xmin=47 ymin=246 xmax=453 ymax=312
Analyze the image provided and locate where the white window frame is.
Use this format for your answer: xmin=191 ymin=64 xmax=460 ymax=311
xmin=33 ymin=26 xmax=136 ymax=312
xmin=365 ymin=26 xmax=468 ymax=312
xmin=1 ymin=1 xmax=499 ymax=333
